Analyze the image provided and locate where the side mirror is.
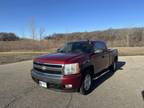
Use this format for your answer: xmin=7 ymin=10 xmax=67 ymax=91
xmin=94 ymin=49 xmax=103 ymax=54
xmin=57 ymin=48 xmax=60 ymax=53
xmin=57 ymin=48 xmax=63 ymax=53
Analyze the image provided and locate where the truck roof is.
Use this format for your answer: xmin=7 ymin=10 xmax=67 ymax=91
xmin=67 ymin=40 xmax=106 ymax=44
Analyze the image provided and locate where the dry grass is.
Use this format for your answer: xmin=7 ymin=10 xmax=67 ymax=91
xmin=0 ymin=53 xmax=48 ymax=65
xmin=0 ymin=51 xmax=52 ymax=55
xmin=0 ymin=47 xmax=144 ymax=65
xmin=113 ymin=47 xmax=144 ymax=56
xmin=0 ymin=40 xmax=51 ymax=51
xmin=0 ymin=50 xmax=55 ymax=65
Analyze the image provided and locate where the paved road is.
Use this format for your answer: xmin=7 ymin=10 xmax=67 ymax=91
xmin=0 ymin=56 xmax=144 ymax=108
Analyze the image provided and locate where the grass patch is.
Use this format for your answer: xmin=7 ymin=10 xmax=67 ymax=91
xmin=0 ymin=51 xmax=52 ymax=65
xmin=0 ymin=47 xmax=144 ymax=65
xmin=0 ymin=53 xmax=46 ymax=65
xmin=114 ymin=47 xmax=144 ymax=56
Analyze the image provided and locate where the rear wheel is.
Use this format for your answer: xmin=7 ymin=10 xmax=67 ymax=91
xmin=109 ymin=60 xmax=117 ymax=72
xmin=80 ymin=71 xmax=92 ymax=95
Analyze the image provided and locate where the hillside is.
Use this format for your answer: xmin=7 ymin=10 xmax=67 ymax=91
xmin=45 ymin=27 xmax=144 ymax=48
xmin=1 ymin=27 xmax=144 ymax=51
xmin=1 ymin=28 xmax=144 ymax=64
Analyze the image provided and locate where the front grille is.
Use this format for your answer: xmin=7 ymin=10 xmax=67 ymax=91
xmin=33 ymin=62 xmax=63 ymax=74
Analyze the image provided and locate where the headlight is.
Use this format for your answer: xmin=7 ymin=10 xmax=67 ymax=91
xmin=64 ymin=63 xmax=80 ymax=75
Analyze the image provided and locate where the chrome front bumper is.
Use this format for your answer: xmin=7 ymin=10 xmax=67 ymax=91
xmin=31 ymin=69 xmax=62 ymax=84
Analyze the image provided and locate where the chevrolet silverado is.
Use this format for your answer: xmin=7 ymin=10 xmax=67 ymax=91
xmin=31 ymin=40 xmax=118 ymax=95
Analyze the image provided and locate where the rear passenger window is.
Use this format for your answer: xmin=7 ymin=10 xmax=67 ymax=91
xmin=94 ymin=42 xmax=106 ymax=50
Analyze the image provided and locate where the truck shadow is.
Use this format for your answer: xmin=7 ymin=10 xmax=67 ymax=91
xmin=87 ymin=61 xmax=126 ymax=95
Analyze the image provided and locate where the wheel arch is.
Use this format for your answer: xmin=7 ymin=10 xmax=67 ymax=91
xmin=81 ymin=65 xmax=94 ymax=75
xmin=114 ymin=56 xmax=118 ymax=62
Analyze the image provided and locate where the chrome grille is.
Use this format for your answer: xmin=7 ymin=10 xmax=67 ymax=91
xmin=33 ymin=62 xmax=63 ymax=74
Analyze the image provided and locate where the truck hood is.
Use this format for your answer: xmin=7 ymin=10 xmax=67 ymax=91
xmin=34 ymin=53 xmax=87 ymax=64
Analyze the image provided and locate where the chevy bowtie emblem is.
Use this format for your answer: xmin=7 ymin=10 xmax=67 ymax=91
xmin=42 ymin=66 xmax=47 ymax=70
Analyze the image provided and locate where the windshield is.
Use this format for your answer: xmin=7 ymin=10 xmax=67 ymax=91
xmin=60 ymin=42 xmax=93 ymax=53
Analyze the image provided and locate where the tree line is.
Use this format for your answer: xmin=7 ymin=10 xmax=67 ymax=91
xmin=1 ymin=27 xmax=144 ymax=52
xmin=0 ymin=32 xmax=19 ymax=41
xmin=45 ymin=27 xmax=144 ymax=47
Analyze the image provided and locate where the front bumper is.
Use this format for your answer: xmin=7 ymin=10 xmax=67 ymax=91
xmin=31 ymin=69 xmax=82 ymax=91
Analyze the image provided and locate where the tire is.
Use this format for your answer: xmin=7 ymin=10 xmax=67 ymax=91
xmin=109 ymin=60 xmax=117 ymax=72
xmin=80 ymin=71 xmax=92 ymax=95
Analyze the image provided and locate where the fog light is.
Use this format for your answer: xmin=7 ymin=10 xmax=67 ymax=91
xmin=65 ymin=84 xmax=72 ymax=88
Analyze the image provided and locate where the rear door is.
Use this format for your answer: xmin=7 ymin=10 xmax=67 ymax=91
xmin=93 ymin=42 xmax=109 ymax=73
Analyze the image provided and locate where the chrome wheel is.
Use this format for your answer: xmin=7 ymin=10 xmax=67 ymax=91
xmin=84 ymin=74 xmax=91 ymax=91
xmin=113 ymin=61 xmax=116 ymax=71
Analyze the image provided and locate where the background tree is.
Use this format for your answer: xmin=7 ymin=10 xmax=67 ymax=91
xmin=28 ymin=18 xmax=37 ymax=50
xmin=39 ymin=27 xmax=46 ymax=50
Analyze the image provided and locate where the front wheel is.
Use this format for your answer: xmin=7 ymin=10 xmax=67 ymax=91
xmin=80 ymin=72 xmax=92 ymax=95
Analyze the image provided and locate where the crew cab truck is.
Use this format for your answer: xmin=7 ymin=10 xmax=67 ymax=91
xmin=31 ymin=40 xmax=118 ymax=95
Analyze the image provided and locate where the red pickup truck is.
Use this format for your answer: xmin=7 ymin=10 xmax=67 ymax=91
xmin=31 ymin=40 xmax=118 ymax=95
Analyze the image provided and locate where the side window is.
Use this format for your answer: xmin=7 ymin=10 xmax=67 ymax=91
xmin=94 ymin=42 xmax=106 ymax=50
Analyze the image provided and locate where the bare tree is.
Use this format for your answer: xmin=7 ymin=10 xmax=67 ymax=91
xmin=126 ymin=34 xmax=130 ymax=47
xmin=39 ymin=27 xmax=46 ymax=50
xmin=39 ymin=27 xmax=45 ymax=41
xmin=29 ymin=18 xmax=37 ymax=40
xmin=29 ymin=18 xmax=37 ymax=50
